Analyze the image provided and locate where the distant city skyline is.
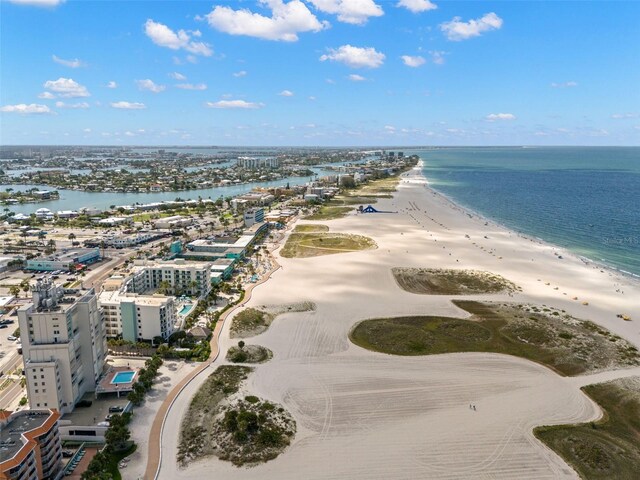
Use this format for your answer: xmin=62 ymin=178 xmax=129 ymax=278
xmin=1 ymin=0 xmax=639 ymax=146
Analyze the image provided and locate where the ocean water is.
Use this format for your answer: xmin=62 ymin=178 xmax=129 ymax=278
xmin=412 ymin=147 xmax=640 ymax=277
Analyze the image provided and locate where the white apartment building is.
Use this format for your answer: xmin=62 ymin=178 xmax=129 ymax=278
xmin=236 ymin=157 xmax=280 ymax=169
xmin=99 ymin=289 xmax=176 ymax=342
xmin=153 ymin=215 xmax=193 ymax=229
xmin=128 ymin=259 xmax=211 ymax=298
xmin=18 ymin=279 xmax=107 ymax=414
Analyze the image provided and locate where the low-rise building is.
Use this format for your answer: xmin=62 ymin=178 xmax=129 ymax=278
xmin=0 ymin=409 xmax=63 ymax=480
xmin=185 ymin=222 xmax=267 ymax=261
xmin=25 ymin=248 xmax=100 ymax=272
xmin=153 ymin=215 xmax=192 ymax=229
xmin=96 ymin=216 xmax=132 ymax=227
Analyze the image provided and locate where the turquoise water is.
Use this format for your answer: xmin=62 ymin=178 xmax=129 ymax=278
xmin=179 ymin=304 xmax=193 ymax=315
xmin=411 ymin=147 xmax=640 ymax=277
xmin=111 ymin=371 xmax=135 ymax=384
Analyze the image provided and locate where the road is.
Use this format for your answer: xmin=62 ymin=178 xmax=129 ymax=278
xmin=0 ymin=352 xmax=25 ymax=410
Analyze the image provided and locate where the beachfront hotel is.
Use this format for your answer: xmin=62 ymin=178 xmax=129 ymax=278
xmin=128 ymin=259 xmax=212 ymax=298
xmin=99 ymin=289 xmax=176 ymax=342
xmin=0 ymin=409 xmax=63 ymax=480
xmin=18 ymin=279 xmax=107 ymax=414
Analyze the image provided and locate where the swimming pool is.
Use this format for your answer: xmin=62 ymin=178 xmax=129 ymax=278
xmin=179 ymin=304 xmax=193 ymax=315
xmin=111 ymin=371 xmax=135 ymax=384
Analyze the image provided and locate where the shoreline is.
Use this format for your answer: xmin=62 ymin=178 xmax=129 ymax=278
xmin=413 ymin=160 xmax=640 ymax=284
xmin=154 ymin=160 xmax=640 ymax=479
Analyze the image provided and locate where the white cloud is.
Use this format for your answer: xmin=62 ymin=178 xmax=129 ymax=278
xmin=52 ymin=54 xmax=85 ymax=68
xmin=278 ymin=90 xmax=294 ymax=96
xmin=176 ymin=83 xmax=208 ymax=90
xmin=440 ymin=12 xmax=503 ymax=41
xmin=485 ymin=113 xmax=516 ymax=121
xmin=83 ymin=128 xmax=92 ymax=133
xmin=0 ymin=103 xmax=51 ymax=114
xmin=551 ymin=81 xmax=578 ymax=88
xmin=348 ymin=74 xmax=366 ymax=81
xmin=136 ymin=79 xmax=166 ymax=93
xmin=43 ymin=77 xmax=90 ymax=97
xmin=110 ymin=101 xmax=146 ymax=110
xmin=326 ymin=78 xmax=336 ymax=84
xmin=233 ymin=70 xmax=247 ymax=77
xmin=401 ymin=55 xmax=425 ymax=67
xmin=106 ymin=81 xmax=117 ymax=89
xmin=205 ymin=100 xmax=265 ymax=109
xmin=170 ymin=72 xmax=187 ymax=81
xmin=38 ymin=91 xmax=56 ymax=99
xmin=430 ymin=50 xmax=446 ymax=65
xmin=320 ymin=45 xmax=385 ymax=68
xmin=397 ymin=0 xmax=437 ymax=13
xmin=144 ymin=19 xmax=213 ymax=56
xmin=55 ymin=101 xmax=90 ymax=109
xmin=206 ymin=0 xmax=328 ymax=42
xmin=308 ymin=0 xmax=383 ymax=25
xmin=384 ymin=125 xmax=396 ymax=132
xmin=7 ymin=0 xmax=64 ymax=6
xmin=308 ymin=96 xmax=316 ymax=100
xmin=611 ymin=113 xmax=638 ymax=119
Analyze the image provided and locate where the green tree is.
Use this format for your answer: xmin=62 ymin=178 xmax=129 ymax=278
xmin=9 ymin=285 xmax=20 ymax=297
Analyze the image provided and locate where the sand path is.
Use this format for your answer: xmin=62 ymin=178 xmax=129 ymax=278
xmin=156 ymin=162 xmax=640 ymax=479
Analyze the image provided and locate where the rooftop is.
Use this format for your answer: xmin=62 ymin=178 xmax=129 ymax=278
xmin=0 ymin=410 xmax=58 ymax=462
xmin=99 ymin=289 xmax=173 ymax=306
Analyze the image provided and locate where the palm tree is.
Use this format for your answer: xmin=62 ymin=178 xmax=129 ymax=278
xmin=68 ymin=233 xmax=76 ymax=241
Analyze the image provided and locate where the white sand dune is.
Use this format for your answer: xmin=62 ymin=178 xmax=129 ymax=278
xmin=157 ymin=162 xmax=640 ymax=479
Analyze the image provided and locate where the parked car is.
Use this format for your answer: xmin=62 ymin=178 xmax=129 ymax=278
xmin=108 ymin=405 xmax=124 ymax=413
xmin=7 ymin=335 xmax=17 ymax=341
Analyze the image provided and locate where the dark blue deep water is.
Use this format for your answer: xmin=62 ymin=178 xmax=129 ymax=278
xmin=410 ymin=147 xmax=640 ymax=277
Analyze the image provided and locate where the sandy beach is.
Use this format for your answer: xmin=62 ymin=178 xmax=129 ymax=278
xmin=155 ymin=162 xmax=640 ymax=479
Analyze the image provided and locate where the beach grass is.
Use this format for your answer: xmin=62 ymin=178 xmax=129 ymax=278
xmin=534 ymin=377 xmax=640 ymax=480
xmin=349 ymin=301 xmax=640 ymax=376
xmin=178 ymin=364 xmax=295 ymax=467
xmin=227 ymin=344 xmax=273 ymax=364
xmin=178 ymin=365 xmax=252 ymax=466
xmin=230 ymin=308 xmax=270 ymax=338
xmin=392 ymin=268 xmax=520 ymax=295
xmin=293 ymin=224 xmax=330 ymax=233
xmin=230 ymin=303 xmax=316 ymax=338
xmin=281 ymin=231 xmax=376 ymax=258
xmin=305 ymin=205 xmax=353 ymax=220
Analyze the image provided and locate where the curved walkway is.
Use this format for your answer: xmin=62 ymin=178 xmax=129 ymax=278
xmin=143 ymin=253 xmax=282 ymax=479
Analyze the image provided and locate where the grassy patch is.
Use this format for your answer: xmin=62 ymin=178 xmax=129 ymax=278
xmin=349 ymin=301 xmax=640 ymax=376
xmin=214 ymin=398 xmax=296 ymax=466
xmin=227 ymin=344 xmax=273 ymax=364
xmin=230 ymin=302 xmax=316 ymax=338
xmin=305 ymin=205 xmax=353 ymax=220
xmin=178 ymin=365 xmax=295 ymax=467
xmin=281 ymin=230 xmax=376 ymax=258
xmin=535 ymin=377 xmax=640 ymax=479
xmin=392 ymin=268 xmax=520 ymax=295
xmin=230 ymin=308 xmax=271 ymax=339
xmin=178 ymin=365 xmax=252 ymax=466
xmin=352 ymin=176 xmax=401 ymax=195
xmin=293 ymin=224 xmax=329 ymax=233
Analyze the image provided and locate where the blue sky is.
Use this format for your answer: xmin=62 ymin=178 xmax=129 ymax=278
xmin=1 ymin=0 xmax=639 ymax=146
